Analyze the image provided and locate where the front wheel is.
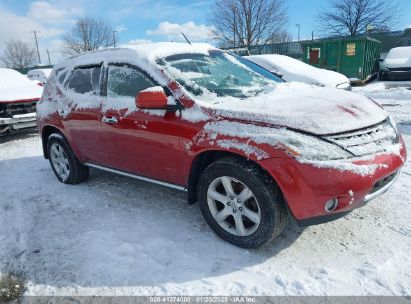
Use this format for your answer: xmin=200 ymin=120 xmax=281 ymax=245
xmin=47 ymin=133 xmax=89 ymax=184
xmin=198 ymin=157 xmax=288 ymax=248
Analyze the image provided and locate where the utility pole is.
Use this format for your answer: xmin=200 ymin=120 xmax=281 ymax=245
xmin=46 ymin=49 xmax=51 ymax=65
xmin=312 ymin=31 xmax=314 ymax=41
xmin=295 ymin=24 xmax=301 ymax=42
xmin=233 ymin=6 xmax=236 ymax=50
xmin=113 ymin=31 xmax=117 ymax=48
xmin=33 ymin=30 xmax=41 ymax=64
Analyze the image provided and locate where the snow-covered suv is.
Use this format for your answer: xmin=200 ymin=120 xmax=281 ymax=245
xmin=37 ymin=43 xmax=406 ymax=248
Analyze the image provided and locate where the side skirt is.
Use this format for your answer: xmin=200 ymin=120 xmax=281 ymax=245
xmin=84 ymin=163 xmax=187 ymax=192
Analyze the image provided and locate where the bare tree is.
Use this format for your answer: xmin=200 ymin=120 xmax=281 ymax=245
xmin=317 ymin=0 xmax=402 ymax=36
xmin=1 ymin=40 xmax=37 ymax=69
xmin=63 ymin=17 xmax=114 ymax=54
xmin=209 ymin=0 xmax=289 ymax=48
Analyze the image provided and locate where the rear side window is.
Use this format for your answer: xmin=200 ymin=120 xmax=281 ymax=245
xmin=107 ymin=65 xmax=155 ymax=98
xmin=68 ymin=66 xmax=101 ymax=94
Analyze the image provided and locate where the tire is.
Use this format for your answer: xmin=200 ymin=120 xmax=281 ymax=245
xmin=198 ymin=156 xmax=288 ymax=249
xmin=47 ymin=133 xmax=89 ymax=184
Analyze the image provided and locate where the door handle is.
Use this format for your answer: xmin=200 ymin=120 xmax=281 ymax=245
xmin=102 ymin=116 xmax=118 ymax=124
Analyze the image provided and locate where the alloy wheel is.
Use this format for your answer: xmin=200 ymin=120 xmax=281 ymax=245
xmin=50 ymin=143 xmax=70 ymax=181
xmin=207 ymin=176 xmax=261 ymax=236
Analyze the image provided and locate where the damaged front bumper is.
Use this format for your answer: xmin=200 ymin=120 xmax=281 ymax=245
xmin=259 ymin=136 xmax=407 ymax=225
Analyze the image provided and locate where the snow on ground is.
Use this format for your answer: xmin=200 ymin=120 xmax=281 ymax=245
xmin=0 ymin=83 xmax=411 ymax=296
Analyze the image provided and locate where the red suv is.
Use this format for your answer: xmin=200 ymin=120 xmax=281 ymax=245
xmin=37 ymin=43 xmax=406 ymax=248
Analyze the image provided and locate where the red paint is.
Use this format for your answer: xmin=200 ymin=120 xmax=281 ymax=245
xmin=136 ymin=90 xmax=168 ymax=109
xmin=37 ymin=63 xmax=407 ymax=223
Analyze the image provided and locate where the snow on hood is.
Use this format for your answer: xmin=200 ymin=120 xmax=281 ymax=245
xmin=0 ymin=68 xmax=43 ymax=102
xmin=201 ymin=82 xmax=387 ymax=135
xmin=245 ymin=55 xmax=350 ymax=88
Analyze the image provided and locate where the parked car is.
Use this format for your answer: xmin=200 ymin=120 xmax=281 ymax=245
xmin=245 ymin=54 xmax=352 ymax=90
xmin=37 ymin=43 xmax=406 ymax=248
xmin=0 ymin=68 xmax=43 ymax=135
xmin=27 ymin=68 xmax=53 ymax=85
xmin=379 ymin=46 xmax=411 ymax=81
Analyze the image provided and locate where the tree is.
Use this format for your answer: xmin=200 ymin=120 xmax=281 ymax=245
xmin=209 ymin=0 xmax=289 ymax=49
xmin=63 ymin=17 xmax=114 ymax=54
xmin=317 ymin=0 xmax=401 ymax=36
xmin=1 ymin=40 xmax=37 ymax=69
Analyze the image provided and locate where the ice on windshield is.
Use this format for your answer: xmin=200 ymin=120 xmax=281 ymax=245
xmin=157 ymin=51 xmax=280 ymax=100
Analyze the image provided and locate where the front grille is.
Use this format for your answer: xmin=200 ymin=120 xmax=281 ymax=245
xmin=0 ymin=101 xmax=37 ymax=118
xmin=323 ymin=120 xmax=399 ymax=156
xmin=386 ymin=71 xmax=411 ymax=81
xmin=369 ymin=171 xmax=398 ymax=195
xmin=389 ymin=67 xmax=411 ymax=72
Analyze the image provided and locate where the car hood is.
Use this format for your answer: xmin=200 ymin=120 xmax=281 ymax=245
xmin=246 ymin=55 xmax=350 ymax=88
xmin=0 ymin=85 xmax=43 ymax=103
xmin=202 ymin=82 xmax=387 ymax=135
xmin=382 ymin=57 xmax=411 ymax=69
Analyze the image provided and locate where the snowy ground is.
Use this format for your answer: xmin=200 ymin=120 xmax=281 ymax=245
xmin=0 ymin=81 xmax=410 ymax=296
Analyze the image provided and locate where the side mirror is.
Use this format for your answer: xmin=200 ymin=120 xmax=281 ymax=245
xmin=136 ymin=86 xmax=168 ymax=109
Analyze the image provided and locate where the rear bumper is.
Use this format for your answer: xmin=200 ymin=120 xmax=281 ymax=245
xmin=260 ymin=138 xmax=407 ymax=223
xmin=0 ymin=113 xmax=37 ymax=129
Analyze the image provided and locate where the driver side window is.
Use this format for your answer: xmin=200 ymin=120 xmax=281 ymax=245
xmin=107 ymin=65 xmax=155 ymax=98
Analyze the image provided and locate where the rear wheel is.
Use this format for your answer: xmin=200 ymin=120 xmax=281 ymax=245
xmin=47 ymin=133 xmax=89 ymax=184
xmin=198 ymin=157 xmax=288 ymax=248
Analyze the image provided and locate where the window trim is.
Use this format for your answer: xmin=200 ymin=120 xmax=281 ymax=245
xmin=66 ymin=63 xmax=103 ymax=95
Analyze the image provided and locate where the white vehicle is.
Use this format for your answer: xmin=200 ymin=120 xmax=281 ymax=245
xmin=245 ymin=54 xmax=352 ymax=90
xmin=379 ymin=46 xmax=411 ymax=81
xmin=0 ymin=68 xmax=43 ymax=134
xmin=27 ymin=68 xmax=52 ymax=84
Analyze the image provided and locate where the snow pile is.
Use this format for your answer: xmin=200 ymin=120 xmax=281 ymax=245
xmin=0 ymin=68 xmax=43 ymax=102
xmin=245 ymin=54 xmax=350 ymax=88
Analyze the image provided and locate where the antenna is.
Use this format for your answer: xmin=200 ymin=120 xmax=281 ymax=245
xmin=181 ymin=32 xmax=191 ymax=45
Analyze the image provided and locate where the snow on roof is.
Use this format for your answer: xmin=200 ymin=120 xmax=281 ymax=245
xmin=0 ymin=68 xmax=43 ymax=102
xmin=58 ymin=43 xmax=216 ymax=69
xmin=53 ymin=42 xmax=218 ymax=86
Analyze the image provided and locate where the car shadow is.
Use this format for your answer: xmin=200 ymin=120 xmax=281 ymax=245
xmin=0 ymin=155 xmax=305 ymax=290
xmin=0 ymin=128 xmax=38 ymax=144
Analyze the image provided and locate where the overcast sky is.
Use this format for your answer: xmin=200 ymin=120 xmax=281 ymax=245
xmin=0 ymin=0 xmax=410 ymax=65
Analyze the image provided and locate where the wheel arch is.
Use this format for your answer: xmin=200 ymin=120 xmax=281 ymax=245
xmin=187 ymin=149 xmax=284 ymax=205
xmin=41 ymin=125 xmax=66 ymax=159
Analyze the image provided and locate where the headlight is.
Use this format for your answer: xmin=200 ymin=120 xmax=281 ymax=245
xmin=272 ymin=129 xmax=352 ymax=161
xmin=336 ymin=82 xmax=352 ymax=91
